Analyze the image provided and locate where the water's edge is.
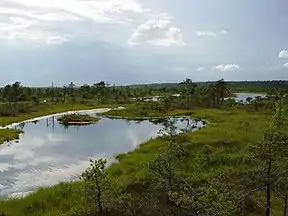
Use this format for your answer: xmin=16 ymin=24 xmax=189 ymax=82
xmin=0 ymin=107 xmax=205 ymax=200
xmin=0 ymin=107 xmax=126 ymax=130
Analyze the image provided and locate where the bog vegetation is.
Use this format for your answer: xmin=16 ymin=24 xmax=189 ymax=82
xmin=57 ymin=114 xmax=101 ymax=126
xmin=0 ymin=79 xmax=287 ymax=216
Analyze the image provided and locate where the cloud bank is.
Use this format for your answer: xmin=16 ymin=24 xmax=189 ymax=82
xmin=214 ymin=64 xmax=241 ymax=72
xmin=128 ymin=14 xmax=185 ymax=47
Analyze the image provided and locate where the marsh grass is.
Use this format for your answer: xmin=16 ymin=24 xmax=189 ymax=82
xmin=0 ymin=129 xmax=22 ymax=145
xmin=0 ymin=107 xmax=285 ymax=215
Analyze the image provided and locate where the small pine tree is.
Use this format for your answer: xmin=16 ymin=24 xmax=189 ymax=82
xmin=80 ymin=159 xmax=107 ymax=214
xmin=243 ymin=97 xmax=288 ymax=216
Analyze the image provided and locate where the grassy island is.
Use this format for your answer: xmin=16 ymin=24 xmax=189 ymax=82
xmin=57 ymin=114 xmax=101 ymax=126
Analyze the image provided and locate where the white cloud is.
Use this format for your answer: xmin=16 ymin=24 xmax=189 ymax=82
xmin=196 ymin=29 xmax=228 ymax=37
xmin=0 ymin=163 xmax=11 ymax=172
xmin=279 ymin=50 xmax=288 ymax=58
xmin=0 ymin=0 xmax=150 ymax=46
xmin=284 ymin=63 xmax=288 ymax=69
xmin=4 ymin=0 xmax=146 ymax=23
xmin=196 ymin=31 xmax=216 ymax=37
xmin=0 ymin=7 xmax=80 ymax=22
xmin=128 ymin=15 xmax=185 ymax=47
xmin=0 ymin=17 xmax=34 ymax=32
xmin=196 ymin=67 xmax=205 ymax=72
xmin=0 ymin=16 xmax=68 ymax=45
xmin=9 ymin=16 xmax=36 ymax=26
xmin=214 ymin=64 xmax=240 ymax=72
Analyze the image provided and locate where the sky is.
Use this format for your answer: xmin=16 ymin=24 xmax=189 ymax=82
xmin=0 ymin=0 xmax=287 ymax=86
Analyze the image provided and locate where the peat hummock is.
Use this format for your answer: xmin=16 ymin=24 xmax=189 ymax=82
xmin=57 ymin=114 xmax=101 ymax=126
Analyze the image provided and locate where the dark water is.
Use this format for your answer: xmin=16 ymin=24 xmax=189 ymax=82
xmin=0 ymin=109 xmax=204 ymax=198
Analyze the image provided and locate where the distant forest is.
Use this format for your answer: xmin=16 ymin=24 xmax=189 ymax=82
xmin=128 ymin=80 xmax=288 ymax=92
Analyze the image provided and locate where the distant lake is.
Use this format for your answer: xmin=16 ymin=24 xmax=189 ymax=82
xmin=232 ymin=93 xmax=266 ymax=102
xmin=136 ymin=93 xmax=267 ymax=103
xmin=0 ymin=109 xmax=204 ymax=198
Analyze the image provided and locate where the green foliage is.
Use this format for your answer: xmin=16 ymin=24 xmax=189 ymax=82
xmin=80 ymin=159 xmax=107 ymax=214
xmin=143 ymin=120 xmax=238 ymax=216
xmin=242 ymin=98 xmax=288 ymax=216
xmin=168 ymin=181 xmax=238 ymax=216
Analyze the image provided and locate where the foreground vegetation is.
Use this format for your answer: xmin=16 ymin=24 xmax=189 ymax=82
xmin=57 ymin=114 xmax=101 ymax=126
xmin=0 ymin=79 xmax=287 ymax=215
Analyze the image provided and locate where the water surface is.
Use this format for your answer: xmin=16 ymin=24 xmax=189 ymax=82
xmin=233 ymin=93 xmax=266 ymax=102
xmin=136 ymin=93 xmax=266 ymax=103
xmin=0 ymin=109 xmax=203 ymax=198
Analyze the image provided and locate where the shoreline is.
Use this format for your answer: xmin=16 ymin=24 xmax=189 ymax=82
xmin=0 ymin=109 xmax=207 ymax=199
xmin=102 ymin=114 xmax=208 ymax=125
xmin=0 ymin=107 xmax=125 ymax=129
xmin=0 ymin=107 xmax=125 ymax=145
xmin=0 ymin=103 xmax=128 ymax=127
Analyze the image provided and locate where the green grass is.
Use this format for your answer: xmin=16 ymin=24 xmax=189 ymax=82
xmin=0 ymin=107 xmax=284 ymax=215
xmin=107 ymin=108 xmax=272 ymax=182
xmin=0 ymin=182 xmax=84 ymax=216
xmin=102 ymin=102 xmax=195 ymax=120
xmin=0 ymin=129 xmax=22 ymax=145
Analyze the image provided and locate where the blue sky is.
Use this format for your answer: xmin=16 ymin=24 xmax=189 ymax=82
xmin=0 ymin=0 xmax=287 ymax=86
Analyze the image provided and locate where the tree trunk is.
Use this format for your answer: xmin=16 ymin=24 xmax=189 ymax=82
xmin=62 ymin=93 xmax=66 ymax=104
xmin=96 ymin=181 xmax=103 ymax=213
xmin=283 ymin=193 xmax=288 ymax=216
xmin=220 ymin=86 xmax=224 ymax=104
xmin=216 ymin=87 xmax=220 ymax=107
xmin=266 ymin=183 xmax=271 ymax=216
xmin=266 ymin=161 xmax=272 ymax=216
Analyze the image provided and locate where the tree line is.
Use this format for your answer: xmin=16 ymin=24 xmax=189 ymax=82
xmin=0 ymin=79 xmax=285 ymax=118
xmin=0 ymin=79 xmax=231 ymax=104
